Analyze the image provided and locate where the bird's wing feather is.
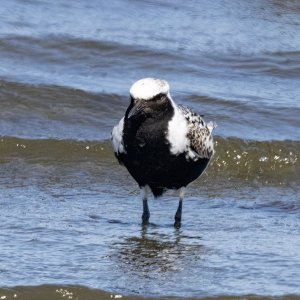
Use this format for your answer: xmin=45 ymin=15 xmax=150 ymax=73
xmin=178 ymin=105 xmax=216 ymax=159
xmin=111 ymin=117 xmax=126 ymax=157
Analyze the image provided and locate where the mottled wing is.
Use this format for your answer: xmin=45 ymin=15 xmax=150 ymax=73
xmin=178 ymin=105 xmax=215 ymax=159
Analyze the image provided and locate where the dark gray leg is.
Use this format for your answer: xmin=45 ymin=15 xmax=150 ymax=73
xmin=174 ymin=188 xmax=185 ymax=228
xmin=141 ymin=186 xmax=150 ymax=225
xmin=142 ymin=198 xmax=150 ymax=224
xmin=174 ymin=199 xmax=182 ymax=228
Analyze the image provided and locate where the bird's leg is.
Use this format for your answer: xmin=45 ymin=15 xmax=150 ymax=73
xmin=141 ymin=186 xmax=150 ymax=225
xmin=174 ymin=187 xmax=185 ymax=228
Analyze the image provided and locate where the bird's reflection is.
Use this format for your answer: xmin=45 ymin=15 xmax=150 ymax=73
xmin=112 ymin=225 xmax=205 ymax=276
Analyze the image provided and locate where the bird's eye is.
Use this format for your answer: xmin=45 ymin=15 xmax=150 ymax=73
xmin=151 ymin=93 xmax=166 ymax=102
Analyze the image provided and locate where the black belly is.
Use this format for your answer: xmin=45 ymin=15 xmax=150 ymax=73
xmin=118 ymin=142 xmax=210 ymax=197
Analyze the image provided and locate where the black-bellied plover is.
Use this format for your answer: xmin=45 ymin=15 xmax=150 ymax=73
xmin=111 ymin=78 xmax=215 ymax=227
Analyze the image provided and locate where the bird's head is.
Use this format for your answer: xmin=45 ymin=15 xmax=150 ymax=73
xmin=126 ymin=78 xmax=173 ymax=119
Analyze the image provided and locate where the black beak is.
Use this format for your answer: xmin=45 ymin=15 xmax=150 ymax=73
xmin=127 ymin=100 xmax=145 ymax=119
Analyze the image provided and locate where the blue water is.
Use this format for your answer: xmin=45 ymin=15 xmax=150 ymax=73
xmin=1 ymin=0 xmax=300 ymax=103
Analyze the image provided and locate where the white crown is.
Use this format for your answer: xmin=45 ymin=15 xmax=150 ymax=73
xmin=130 ymin=78 xmax=170 ymax=100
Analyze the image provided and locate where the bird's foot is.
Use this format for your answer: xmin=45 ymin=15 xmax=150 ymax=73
xmin=174 ymin=197 xmax=183 ymax=228
xmin=174 ymin=216 xmax=181 ymax=228
xmin=142 ymin=197 xmax=150 ymax=225
xmin=142 ymin=211 xmax=150 ymax=226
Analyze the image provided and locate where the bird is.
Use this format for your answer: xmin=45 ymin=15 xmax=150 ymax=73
xmin=111 ymin=78 xmax=215 ymax=228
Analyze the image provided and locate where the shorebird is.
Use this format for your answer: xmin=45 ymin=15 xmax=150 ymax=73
xmin=111 ymin=78 xmax=215 ymax=227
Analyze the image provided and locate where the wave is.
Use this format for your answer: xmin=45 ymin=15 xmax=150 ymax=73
xmin=212 ymin=51 xmax=300 ymax=78
xmin=0 ymin=78 xmax=124 ymax=117
xmin=0 ymin=79 xmax=125 ymax=140
xmin=211 ymin=137 xmax=299 ymax=187
xmin=1 ymin=78 xmax=300 ymax=142
xmin=1 ymin=136 xmax=299 ymax=187
xmin=2 ymin=34 xmax=300 ymax=88
xmin=184 ymin=94 xmax=300 ymax=141
xmin=0 ymin=284 xmax=298 ymax=300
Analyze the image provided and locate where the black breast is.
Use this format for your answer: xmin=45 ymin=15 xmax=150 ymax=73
xmin=119 ymin=106 xmax=209 ymax=197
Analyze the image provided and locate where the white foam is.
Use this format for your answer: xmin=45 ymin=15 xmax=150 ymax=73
xmin=130 ymin=78 xmax=169 ymax=100
xmin=111 ymin=117 xmax=126 ymax=154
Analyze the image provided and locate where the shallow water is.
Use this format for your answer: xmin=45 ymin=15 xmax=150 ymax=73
xmin=1 ymin=138 xmax=299 ymax=298
xmin=1 ymin=0 xmax=300 ymax=299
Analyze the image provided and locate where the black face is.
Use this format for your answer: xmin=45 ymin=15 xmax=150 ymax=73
xmin=126 ymin=93 xmax=173 ymax=120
